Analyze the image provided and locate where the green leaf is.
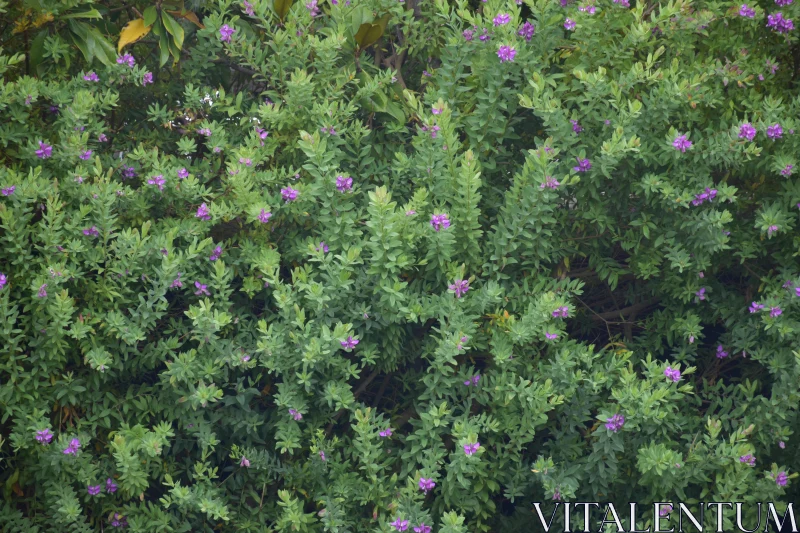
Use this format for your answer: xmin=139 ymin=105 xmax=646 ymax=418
xmin=159 ymin=30 xmax=171 ymax=67
xmin=29 ymin=31 xmax=48 ymax=70
xmin=61 ymin=9 xmax=102 ymax=20
xmin=354 ymin=14 xmax=390 ymax=50
xmin=161 ymin=11 xmax=184 ymax=50
xmin=143 ymin=6 xmax=158 ymax=28
xmin=274 ymin=0 xmax=294 ymax=21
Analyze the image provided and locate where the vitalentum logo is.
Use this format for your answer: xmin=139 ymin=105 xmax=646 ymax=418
xmin=530 ymin=503 xmax=798 ymax=533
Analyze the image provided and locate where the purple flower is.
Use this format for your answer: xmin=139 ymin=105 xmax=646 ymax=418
xmin=258 ymin=209 xmax=272 ymax=223
xmin=776 ymin=471 xmax=788 ymax=486
xmin=2 ymin=185 xmax=15 ymax=196
xmin=464 ymin=374 xmax=480 ymax=386
xmin=695 ymin=287 xmax=706 ymax=301
xmin=336 ymin=175 xmax=353 ymax=192
xmin=379 ymin=427 xmax=393 ymax=438
xmin=199 ymin=128 xmax=212 ymax=137
xmin=449 ymin=279 xmax=470 ymax=298
xmin=35 ymin=141 xmax=53 ymax=159
xmin=767 ymin=12 xmax=793 ymax=33
xmin=419 ymin=477 xmax=436 ymax=493
xmin=239 ymin=157 xmax=253 ymax=166
xmin=240 ymin=456 xmax=251 ymax=467
xmin=570 ymin=119 xmax=583 ymax=134
xmin=63 ymin=438 xmax=81 ymax=455
xmin=739 ymin=4 xmax=755 ymax=17
xmin=749 ymin=302 xmax=764 ymax=313
xmin=432 ymin=105 xmax=443 ymax=115
xmin=83 ymin=72 xmax=99 ymax=82
xmin=79 ymin=150 xmax=92 ymax=160
xmin=194 ymin=281 xmax=210 ymax=296
xmin=463 ymin=442 xmax=481 ymax=455
xmin=541 ymin=176 xmax=560 ymax=189
xmin=414 ymin=524 xmax=432 ymax=533
xmin=37 ymin=284 xmax=47 ymax=298
xmin=716 ymin=345 xmax=729 ymax=359
xmin=281 ymin=187 xmax=299 ymax=203
xmin=770 ymin=306 xmax=782 ymax=318
xmin=605 ymin=413 xmax=625 ymax=432
xmin=479 ymin=28 xmax=491 ymax=41
xmin=220 ymin=24 xmax=236 ymax=42
xmin=88 ymin=485 xmax=101 ymax=496
xmin=117 ymin=53 xmax=135 ymax=68
xmin=740 ymin=454 xmax=756 ymax=466
xmin=106 ymin=478 xmax=118 ymax=493
xmin=430 ymin=213 xmax=451 ymax=231
xmin=564 ymin=18 xmax=576 ymax=30
xmin=573 ymin=157 xmax=591 ymax=172
xmin=147 ymin=175 xmax=166 ymax=191
xmin=673 ymin=135 xmax=692 ymax=152
xmin=341 ymin=336 xmax=359 ymax=350
xmin=255 ymin=127 xmax=269 ymax=142
xmin=170 ymin=273 xmax=183 ymax=288
xmin=0 ymin=273 xmax=6 ymax=290
xmin=780 ymin=441 xmax=786 ymax=448
xmin=83 ymin=226 xmax=100 ymax=237
xmin=545 ymin=332 xmax=559 ymax=340
xmin=142 ymin=72 xmax=153 ymax=85
xmin=122 ymin=166 xmax=137 ymax=179
xmin=552 ymin=305 xmax=569 ymax=318
xmin=518 ymin=21 xmax=535 ymax=41
xmin=776 ymin=0 xmax=793 ymax=6
xmin=316 ymin=241 xmax=329 ymax=253
xmin=660 ymin=505 xmax=673 ymax=517
xmin=767 ymin=224 xmax=779 ymax=237
xmin=767 ymin=123 xmax=783 ymax=139
xmin=289 ymin=408 xmax=303 ymax=421
xmin=463 ymin=28 xmax=475 ymax=41
xmin=209 ymin=245 xmax=223 ymax=261
xmin=36 ymin=428 xmax=53 ymax=444
xmin=177 ymin=167 xmax=189 ymax=179
xmin=665 ymin=366 xmax=681 ymax=382
xmin=306 ymin=0 xmax=320 ymax=16
xmin=243 ymin=0 xmax=256 ymax=15
xmin=493 ymin=13 xmax=511 ymax=26
xmin=781 ymin=164 xmax=794 ymax=176
xmin=691 ymin=187 xmax=717 ymax=206
xmin=796 ymin=287 xmax=800 ymax=298
xmin=391 ymin=519 xmax=410 ymax=532
xmin=196 ymin=203 xmax=211 ymax=221
xmin=739 ymin=123 xmax=757 ymax=140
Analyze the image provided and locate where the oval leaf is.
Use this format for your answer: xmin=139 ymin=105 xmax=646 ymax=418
xmin=161 ymin=12 xmax=185 ymax=50
xmin=143 ymin=6 xmax=158 ymax=28
xmin=355 ymin=14 xmax=390 ymax=50
xmin=118 ymin=18 xmax=152 ymax=53
xmin=274 ymin=0 xmax=294 ymax=21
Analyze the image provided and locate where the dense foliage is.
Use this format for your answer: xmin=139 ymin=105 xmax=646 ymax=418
xmin=2 ymin=0 xmax=800 ymax=530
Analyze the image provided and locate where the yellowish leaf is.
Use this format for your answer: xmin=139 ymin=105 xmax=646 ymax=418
xmin=168 ymin=9 xmax=205 ymax=28
xmin=117 ymin=18 xmax=151 ymax=53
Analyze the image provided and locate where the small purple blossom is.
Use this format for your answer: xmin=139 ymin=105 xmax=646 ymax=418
xmin=696 ymin=287 xmax=706 ymax=301
xmin=673 ymin=135 xmax=693 ymax=152
xmin=35 ymin=141 xmax=53 ymax=159
xmin=177 ymin=168 xmax=189 ymax=179
xmin=341 ymin=336 xmax=359 ymax=350
xmin=430 ymin=213 xmax=451 ymax=231
xmin=493 ymin=13 xmax=511 ymax=26
xmin=570 ymin=119 xmax=583 ymax=134
xmin=0 ymin=273 xmax=6 ymax=290
xmin=194 ymin=281 xmax=210 ymax=296
xmin=117 ymin=53 xmax=135 ymax=68
xmin=463 ymin=28 xmax=475 ymax=41
xmin=63 ymin=438 xmax=81 ymax=455
xmin=316 ymin=241 xmax=329 ymax=253
xmin=780 ymin=441 xmax=786 ymax=448
xmin=122 ymin=166 xmax=137 ymax=179
xmin=605 ymin=413 xmax=625 ymax=432
xmin=88 ymin=485 xmax=101 ymax=496
xmin=110 ymin=513 xmax=128 ymax=528
xmin=449 ymin=279 xmax=470 ymax=298
xmin=432 ymin=105 xmax=443 ymax=115
xmin=739 ymin=4 xmax=755 ymax=17
xmin=220 ymin=24 xmax=236 ymax=42
xmin=749 ymin=302 xmax=764 ymax=313
xmin=660 ymin=505 xmax=673 ymax=517
xmin=258 ymin=209 xmax=272 ymax=223
xmin=770 ymin=306 xmax=782 ymax=318
xmin=289 ymin=408 xmax=303 ymax=421
xmin=776 ymin=471 xmax=788 ymax=486
xmin=414 ymin=524 xmax=432 ymax=533
xmin=83 ymin=226 xmax=99 ymax=237
xmin=781 ymin=165 xmax=794 ymax=176
xmin=391 ymin=519 xmax=410 ymax=532
xmin=479 ymin=28 xmax=491 ymax=41
xmin=379 ymin=427 xmax=393 ymax=438
xmin=281 ymin=187 xmax=299 ymax=203
xmin=768 ymin=224 xmax=779 ymax=237
xmin=240 ymin=456 xmax=251 ymax=467
xmin=716 ymin=345 xmax=729 ymax=359
xmin=419 ymin=477 xmax=436 ymax=493
xmin=209 ymin=245 xmax=223 ymax=261
xmin=79 ymin=150 xmax=92 ymax=160
xmin=2 ymin=185 xmax=15 ymax=196
xmin=767 ymin=12 xmax=793 ymax=33
xmin=692 ymin=187 xmax=718 ymax=206
xmin=147 ymin=175 xmax=165 ymax=191
xmin=518 ymin=21 xmax=535 ymax=41
xmin=463 ymin=442 xmax=481 ymax=455
xmin=142 ymin=72 xmax=153 ymax=85
xmin=319 ymin=450 xmax=326 ymax=461
xmin=740 ymin=454 xmax=756 ymax=467
xmin=552 ymin=305 xmax=569 ymax=318
xmin=196 ymin=203 xmax=211 ymax=221
xmin=665 ymin=366 xmax=681 ymax=382
xmin=564 ymin=18 xmax=576 ymax=30
xmin=336 ymin=175 xmax=353 ymax=192
xmin=767 ymin=123 xmax=783 ymax=139
xmin=464 ymin=374 xmax=480 ymax=386
xmin=170 ymin=273 xmax=183 ymax=288
xmin=37 ymin=284 xmax=47 ymax=298
xmin=545 ymin=332 xmax=559 ymax=340
xmin=106 ymin=478 xmax=117 ymax=493
xmin=243 ymin=0 xmax=255 ymax=15
xmin=306 ymin=0 xmax=320 ymax=16
xmin=541 ymin=176 xmax=560 ymax=189
xmin=36 ymin=428 xmax=53 ymax=444
xmin=573 ymin=157 xmax=591 ymax=172
xmin=739 ymin=123 xmax=757 ymax=140
xmin=83 ymin=72 xmax=99 ymax=82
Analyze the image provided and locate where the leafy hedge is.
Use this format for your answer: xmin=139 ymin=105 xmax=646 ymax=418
xmin=1 ymin=0 xmax=800 ymax=531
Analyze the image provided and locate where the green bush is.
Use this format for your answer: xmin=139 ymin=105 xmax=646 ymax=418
xmin=1 ymin=0 xmax=799 ymax=530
